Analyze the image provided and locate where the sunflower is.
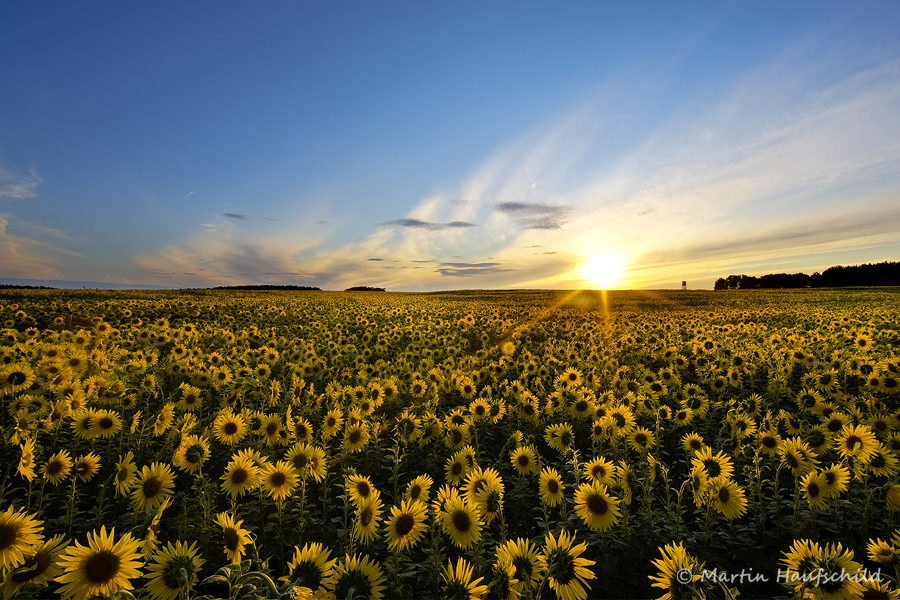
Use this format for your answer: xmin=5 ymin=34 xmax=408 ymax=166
xmin=867 ymin=443 xmax=899 ymax=477
xmin=887 ymin=485 xmax=900 ymax=512
xmin=778 ymin=437 xmax=819 ymax=476
xmin=538 ymin=467 xmax=565 ymax=507
xmin=89 ymin=408 xmax=123 ymax=438
xmin=442 ymin=557 xmax=489 ymax=599
xmin=385 ymin=498 xmax=428 ymax=552
xmin=177 ymin=383 xmax=203 ymax=412
xmin=691 ymin=447 xmax=734 ymax=480
xmin=17 ymin=437 xmax=35 ymax=481
xmin=445 ymin=450 xmax=468 ymax=486
xmin=838 ymin=423 xmax=879 ymax=463
xmin=215 ymin=513 xmax=251 ymax=565
xmin=70 ymin=408 xmax=97 ymax=440
xmin=486 ymin=556 xmax=520 ymax=600
xmin=867 ymin=538 xmax=895 ymax=564
xmin=291 ymin=415 xmax=314 ymax=443
xmin=800 ymin=471 xmax=828 ymax=510
xmin=757 ymin=430 xmax=781 ymax=456
xmin=212 ymin=411 xmax=247 ymax=446
xmin=680 ymin=432 xmax=705 ymax=455
xmin=708 ymin=478 xmax=748 ymax=520
xmin=343 ymin=422 xmax=370 ymax=453
xmin=780 ymin=541 xmax=865 ymax=599
xmin=509 ymin=445 xmax=539 ymax=476
xmin=55 ymin=526 xmax=143 ymax=599
xmin=441 ymin=496 xmax=483 ymax=549
xmin=173 ymin=434 xmax=210 ymax=474
xmin=648 ymin=542 xmax=702 ymax=600
xmin=405 ymin=474 xmax=434 ymax=503
xmin=328 ymin=553 xmax=386 ymax=600
xmin=496 ymin=538 xmax=544 ymax=593
xmin=820 ymin=463 xmax=851 ymax=498
xmin=131 ymin=462 xmax=175 ymax=513
xmin=42 ymin=449 xmax=73 ymax=485
xmin=574 ymin=481 xmax=621 ymax=532
xmin=628 ymin=427 xmax=656 ymax=452
xmin=322 ymin=408 xmax=344 ymax=439
xmin=0 ymin=506 xmax=43 ymax=571
xmin=114 ymin=451 xmax=138 ymax=496
xmin=282 ymin=542 xmax=336 ymax=595
xmin=544 ymin=422 xmax=575 ymax=453
xmin=539 ymin=530 xmax=596 ymax=600
xmin=220 ymin=457 xmax=260 ymax=499
xmin=347 ymin=474 xmax=377 ymax=506
xmin=4 ymin=533 xmax=67 ymax=597
xmin=144 ymin=540 xmax=205 ymax=600
xmin=607 ymin=405 xmax=635 ymax=436
xmin=73 ymin=452 xmax=101 ymax=483
xmin=261 ymin=460 xmax=300 ymax=502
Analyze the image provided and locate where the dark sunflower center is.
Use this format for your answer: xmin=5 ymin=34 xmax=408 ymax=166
xmin=586 ymin=493 xmax=608 ymax=515
xmin=84 ymin=550 xmax=120 ymax=583
xmin=409 ymin=485 xmax=421 ymax=500
xmin=452 ymin=462 xmax=463 ymax=476
xmin=845 ymin=435 xmax=862 ymax=450
xmin=547 ymin=479 xmax=559 ymax=494
xmin=293 ymin=454 xmax=308 ymax=470
xmin=99 ymin=417 xmax=114 ymax=429
xmin=0 ymin=523 xmax=18 ymax=550
xmin=395 ymin=514 xmax=415 ymax=537
xmin=356 ymin=481 xmax=370 ymax=497
xmin=266 ymin=423 xmax=278 ymax=435
xmin=452 ymin=510 xmax=471 ymax=532
xmin=349 ymin=430 xmax=361 ymax=444
xmin=360 ymin=506 xmax=373 ymax=527
xmin=575 ymin=401 xmax=588 ymax=412
xmin=223 ymin=528 xmax=239 ymax=551
xmin=270 ymin=471 xmax=286 ymax=487
xmin=47 ymin=460 xmax=63 ymax=476
xmin=635 ymin=433 xmax=647 ymax=445
xmin=117 ymin=466 xmax=129 ymax=482
xmin=718 ymin=487 xmax=730 ymax=503
xmin=143 ymin=476 xmax=163 ymax=498
xmin=224 ymin=422 xmax=238 ymax=435
xmin=762 ymin=436 xmax=777 ymax=448
xmin=11 ymin=549 xmax=51 ymax=583
xmin=231 ymin=468 xmax=249 ymax=485
xmin=518 ymin=454 xmax=529 ymax=467
xmin=807 ymin=482 xmax=820 ymax=497
xmin=703 ymin=459 xmax=722 ymax=478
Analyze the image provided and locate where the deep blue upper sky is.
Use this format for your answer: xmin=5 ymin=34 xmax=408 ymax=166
xmin=1 ymin=1 xmax=898 ymax=289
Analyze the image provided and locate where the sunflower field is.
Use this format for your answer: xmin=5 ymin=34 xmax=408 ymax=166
xmin=0 ymin=287 xmax=899 ymax=600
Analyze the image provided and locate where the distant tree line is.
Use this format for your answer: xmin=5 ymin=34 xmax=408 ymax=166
xmin=345 ymin=286 xmax=386 ymax=292
xmin=0 ymin=284 xmax=57 ymax=289
xmin=714 ymin=261 xmax=899 ymax=289
xmin=212 ymin=285 xmax=321 ymax=291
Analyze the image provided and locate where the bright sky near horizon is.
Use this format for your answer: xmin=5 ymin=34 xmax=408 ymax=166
xmin=1 ymin=1 xmax=898 ymax=291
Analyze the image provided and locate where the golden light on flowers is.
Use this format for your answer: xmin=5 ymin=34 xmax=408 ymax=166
xmin=261 ymin=460 xmax=299 ymax=501
xmin=131 ymin=462 xmax=175 ymax=513
xmin=282 ymin=542 xmax=337 ymax=595
xmin=4 ymin=534 xmax=67 ymax=597
xmin=55 ymin=526 xmax=143 ymax=599
xmin=581 ymin=253 xmax=624 ymax=289
xmin=0 ymin=506 xmax=43 ymax=570
xmin=215 ymin=513 xmax=251 ymax=565
xmin=328 ymin=553 xmax=386 ymax=600
xmin=144 ymin=540 xmax=205 ymax=600
xmin=441 ymin=557 xmax=489 ymax=600
xmin=538 ymin=467 xmax=565 ymax=507
xmin=441 ymin=496 xmax=483 ymax=549
xmin=649 ymin=542 xmax=702 ymax=600
xmin=384 ymin=498 xmax=428 ymax=552
xmin=540 ymin=529 xmax=596 ymax=600
xmin=574 ymin=481 xmax=622 ymax=532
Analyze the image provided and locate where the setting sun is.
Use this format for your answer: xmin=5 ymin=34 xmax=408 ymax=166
xmin=582 ymin=254 xmax=624 ymax=289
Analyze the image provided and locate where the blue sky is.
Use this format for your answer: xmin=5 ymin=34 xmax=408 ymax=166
xmin=1 ymin=1 xmax=898 ymax=290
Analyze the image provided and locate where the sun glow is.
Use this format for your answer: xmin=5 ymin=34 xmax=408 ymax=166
xmin=582 ymin=254 xmax=624 ymax=289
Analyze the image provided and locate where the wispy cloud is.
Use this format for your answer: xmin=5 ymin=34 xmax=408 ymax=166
xmin=436 ymin=262 xmax=514 ymax=277
xmin=0 ymin=163 xmax=42 ymax=200
xmin=494 ymin=202 xmax=573 ymax=230
xmin=222 ymin=212 xmax=279 ymax=222
xmin=380 ymin=218 xmax=477 ymax=230
xmin=0 ymin=214 xmax=81 ymax=279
